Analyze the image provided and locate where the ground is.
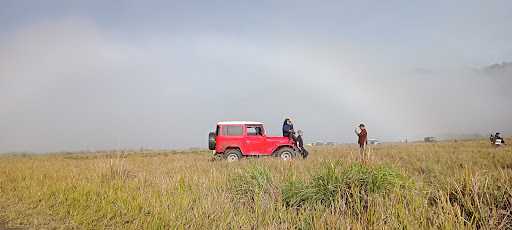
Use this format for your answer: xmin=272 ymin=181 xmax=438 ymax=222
xmin=0 ymin=139 xmax=511 ymax=229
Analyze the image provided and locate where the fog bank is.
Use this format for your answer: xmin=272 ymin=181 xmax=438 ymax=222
xmin=1 ymin=2 xmax=511 ymax=152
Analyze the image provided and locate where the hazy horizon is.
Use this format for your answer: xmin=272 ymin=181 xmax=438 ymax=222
xmin=1 ymin=0 xmax=511 ymax=153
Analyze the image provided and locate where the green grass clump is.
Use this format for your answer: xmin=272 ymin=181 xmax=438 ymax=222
xmin=342 ymin=163 xmax=406 ymax=193
xmin=228 ymin=164 xmax=277 ymax=206
xmin=282 ymin=163 xmax=407 ymax=208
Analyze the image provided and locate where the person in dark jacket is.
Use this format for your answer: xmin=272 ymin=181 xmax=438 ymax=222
xmin=355 ymin=123 xmax=368 ymax=163
xmin=282 ymin=118 xmax=295 ymax=140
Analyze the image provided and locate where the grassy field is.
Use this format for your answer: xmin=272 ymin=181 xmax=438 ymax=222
xmin=0 ymin=139 xmax=511 ymax=229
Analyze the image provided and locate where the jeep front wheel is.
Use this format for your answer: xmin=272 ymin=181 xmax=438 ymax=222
xmin=276 ymin=147 xmax=294 ymax=161
xmin=225 ymin=149 xmax=242 ymax=162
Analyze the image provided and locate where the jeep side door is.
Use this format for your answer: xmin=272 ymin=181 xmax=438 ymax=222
xmin=243 ymin=125 xmax=269 ymax=155
xmin=216 ymin=125 xmax=244 ymax=153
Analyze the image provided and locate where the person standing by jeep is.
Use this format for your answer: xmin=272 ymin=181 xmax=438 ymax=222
xmin=355 ymin=123 xmax=368 ymax=163
xmin=296 ymin=130 xmax=309 ymax=159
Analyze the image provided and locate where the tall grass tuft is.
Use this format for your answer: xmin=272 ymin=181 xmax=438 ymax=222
xmin=282 ymin=163 xmax=407 ymax=210
xmin=228 ymin=164 xmax=278 ymax=208
xmin=101 ymin=157 xmax=133 ymax=182
xmin=342 ymin=163 xmax=406 ymax=194
xmin=428 ymin=169 xmax=512 ymax=228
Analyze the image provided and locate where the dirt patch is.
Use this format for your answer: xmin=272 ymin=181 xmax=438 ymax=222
xmin=0 ymin=220 xmax=22 ymax=230
xmin=501 ymin=162 xmax=512 ymax=170
xmin=0 ymin=223 xmax=23 ymax=230
xmin=0 ymin=217 xmax=23 ymax=230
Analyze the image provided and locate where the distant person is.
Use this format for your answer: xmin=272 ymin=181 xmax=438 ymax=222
xmin=282 ymin=118 xmax=296 ymax=141
xmin=354 ymin=123 xmax=368 ymax=163
xmin=490 ymin=134 xmax=495 ymax=144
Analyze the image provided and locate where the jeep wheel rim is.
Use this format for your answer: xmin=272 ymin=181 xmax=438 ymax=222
xmin=227 ymin=154 xmax=239 ymax=162
xmin=281 ymin=152 xmax=292 ymax=161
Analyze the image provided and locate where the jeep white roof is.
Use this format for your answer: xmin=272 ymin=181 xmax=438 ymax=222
xmin=217 ymin=121 xmax=264 ymax=125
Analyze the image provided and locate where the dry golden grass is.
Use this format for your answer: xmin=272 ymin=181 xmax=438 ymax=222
xmin=0 ymin=139 xmax=511 ymax=229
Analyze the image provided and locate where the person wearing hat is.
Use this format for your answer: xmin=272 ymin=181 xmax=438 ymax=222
xmin=354 ymin=123 xmax=368 ymax=163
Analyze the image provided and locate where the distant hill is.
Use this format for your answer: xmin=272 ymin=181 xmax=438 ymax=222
xmin=437 ymin=133 xmax=485 ymax=141
xmin=482 ymin=61 xmax=512 ymax=75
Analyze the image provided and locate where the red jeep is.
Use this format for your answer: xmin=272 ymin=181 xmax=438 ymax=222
xmin=208 ymin=121 xmax=299 ymax=161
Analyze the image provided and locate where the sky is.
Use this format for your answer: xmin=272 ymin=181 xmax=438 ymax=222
xmin=1 ymin=0 xmax=511 ymax=153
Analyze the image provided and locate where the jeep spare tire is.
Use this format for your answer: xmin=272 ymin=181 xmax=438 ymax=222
xmin=277 ymin=147 xmax=294 ymax=161
xmin=225 ymin=149 xmax=242 ymax=162
xmin=208 ymin=132 xmax=216 ymax=150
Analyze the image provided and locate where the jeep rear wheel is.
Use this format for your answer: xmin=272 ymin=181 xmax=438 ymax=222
xmin=276 ymin=147 xmax=294 ymax=161
xmin=225 ymin=149 xmax=242 ymax=162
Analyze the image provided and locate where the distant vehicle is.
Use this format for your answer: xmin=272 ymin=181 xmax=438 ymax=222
xmin=490 ymin=133 xmax=506 ymax=147
xmin=424 ymin=137 xmax=437 ymax=142
xmin=310 ymin=142 xmax=325 ymax=146
xmin=368 ymin=139 xmax=381 ymax=145
xmin=309 ymin=141 xmax=337 ymax=146
xmin=208 ymin=121 xmax=301 ymax=161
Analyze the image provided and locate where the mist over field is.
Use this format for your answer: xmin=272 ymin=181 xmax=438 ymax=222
xmin=1 ymin=1 xmax=511 ymax=153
